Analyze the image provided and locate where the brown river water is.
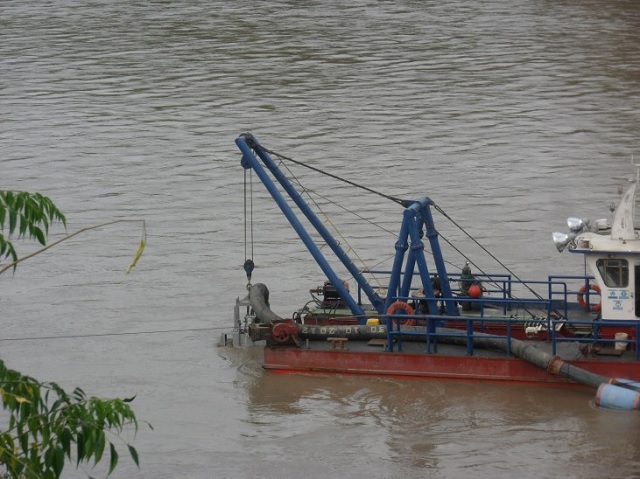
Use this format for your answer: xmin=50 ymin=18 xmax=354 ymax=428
xmin=2 ymin=1 xmax=640 ymax=477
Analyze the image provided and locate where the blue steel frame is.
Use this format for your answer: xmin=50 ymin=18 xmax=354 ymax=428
xmin=236 ymin=133 xmax=456 ymax=323
xmin=385 ymin=198 xmax=457 ymax=317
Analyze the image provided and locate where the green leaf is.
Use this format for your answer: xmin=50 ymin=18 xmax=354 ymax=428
xmin=61 ymin=428 xmax=71 ymax=459
xmin=32 ymin=226 xmax=45 ymax=246
xmin=9 ymin=208 xmax=17 ymax=236
xmin=76 ymin=432 xmax=85 ymax=465
xmin=14 ymin=194 xmax=23 ymax=215
xmin=127 ymin=445 xmax=139 ymax=468
xmin=108 ymin=442 xmax=118 ymax=476
xmin=93 ymin=431 xmax=105 ymax=465
xmin=19 ymin=214 xmax=28 ymax=237
xmin=72 ymin=387 xmax=85 ymax=401
xmin=55 ymin=446 xmax=65 ymax=477
xmin=84 ymin=428 xmax=95 ymax=461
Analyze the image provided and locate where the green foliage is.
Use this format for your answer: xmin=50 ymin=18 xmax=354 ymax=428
xmin=0 ymin=191 xmax=66 ymax=269
xmin=0 ymin=359 xmax=140 ymax=479
xmin=0 ymin=192 xmax=146 ymax=477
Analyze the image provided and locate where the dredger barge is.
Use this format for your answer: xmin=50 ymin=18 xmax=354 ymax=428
xmin=222 ymin=133 xmax=640 ymax=411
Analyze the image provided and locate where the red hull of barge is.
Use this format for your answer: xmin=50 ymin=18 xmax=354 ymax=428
xmin=263 ymin=347 xmax=640 ymax=386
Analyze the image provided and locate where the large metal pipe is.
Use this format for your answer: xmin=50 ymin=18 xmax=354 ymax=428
xmin=299 ymin=323 xmax=388 ymax=340
xmin=431 ymin=328 xmax=609 ymax=388
xmin=249 ymin=283 xmax=283 ymax=324
xmin=595 ymin=384 xmax=640 ymax=410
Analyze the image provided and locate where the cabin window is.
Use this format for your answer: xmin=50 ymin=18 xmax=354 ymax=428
xmin=596 ymin=258 xmax=628 ymax=287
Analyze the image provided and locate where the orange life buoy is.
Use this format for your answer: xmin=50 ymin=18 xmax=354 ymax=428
xmin=386 ymin=301 xmax=415 ymax=326
xmin=577 ymin=284 xmax=601 ymax=313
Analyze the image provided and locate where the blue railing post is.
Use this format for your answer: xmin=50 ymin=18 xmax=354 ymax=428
xmin=425 ymin=317 xmax=432 ymax=354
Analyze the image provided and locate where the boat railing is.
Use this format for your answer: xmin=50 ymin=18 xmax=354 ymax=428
xmin=547 ymin=275 xmax=597 ymax=318
xmin=550 ymin=318 xmax=640 ymax=361
xmin=397 ymin=279 xmax=557 ymax=322
xmin=384 ymin=303 xmax=640 ymax=361
xmin=356 ymin=270 xmax=595 ymax=320
xmin=384 ymin=313 xmax=528 ymax=356
xmin=385 ymin=293 xmax=553 ymax=354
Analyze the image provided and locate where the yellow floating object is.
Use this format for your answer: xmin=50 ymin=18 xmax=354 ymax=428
xmin=366 ymin=318 xmax=380 ymax=326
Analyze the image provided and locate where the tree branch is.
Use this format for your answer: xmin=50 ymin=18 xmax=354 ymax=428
xmin=0 ymin=219 xmax=146 ymax=276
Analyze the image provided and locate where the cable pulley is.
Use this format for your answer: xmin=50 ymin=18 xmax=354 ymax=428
xmin=243 ymin=259 xmax=255 ymax=288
